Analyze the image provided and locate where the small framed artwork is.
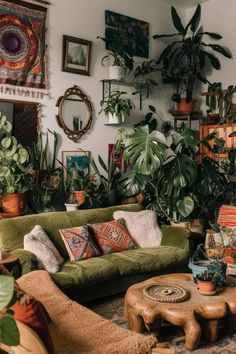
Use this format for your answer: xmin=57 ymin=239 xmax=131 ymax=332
xmin=62 ymin=150 xmax=90 ymax=177
xmin=62 ymin=35 xmax=92 ymax=76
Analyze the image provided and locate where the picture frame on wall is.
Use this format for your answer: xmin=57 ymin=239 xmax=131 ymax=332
xmin=62 ymin=150 xmax=90 ymax=178
xmin=62 ymin=35 xmax=92 ymax=76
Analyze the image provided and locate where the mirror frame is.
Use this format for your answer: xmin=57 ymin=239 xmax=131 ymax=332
xmin=56 ymin=85 xmax=92 ymax=143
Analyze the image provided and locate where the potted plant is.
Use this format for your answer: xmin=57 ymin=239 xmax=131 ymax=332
xmin=97 ymin=28 xmax=134 ymax=79
xmin=196 ymin=269 xmax=216 ymax=294
xmin=153 ymin=5 xmax=232 ymax=112
xmin=91 ymin=154 xmax=121 ymax=207
xmin=0 ymin=112 xmax=32 ymax=215
xmin=99 ymin=90 xmax=134 ymax=124
xmin=118 ymin=105 xmax=227 ymax=224
xmin=133 ymin=59 xmax=158 ymax=95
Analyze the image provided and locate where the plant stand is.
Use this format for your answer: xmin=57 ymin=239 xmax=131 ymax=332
xmin=168 ymin=110 xmax=202 ymax=130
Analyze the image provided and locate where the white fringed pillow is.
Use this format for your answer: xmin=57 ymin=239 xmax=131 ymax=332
xmin=113 ymin=210 xmax=162 ymax=248
xmin=24 ymin=225 xmax=64 ymax=273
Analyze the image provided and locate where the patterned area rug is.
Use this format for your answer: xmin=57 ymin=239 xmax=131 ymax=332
xmin=87 ymin=295 xmax=236 ymax=354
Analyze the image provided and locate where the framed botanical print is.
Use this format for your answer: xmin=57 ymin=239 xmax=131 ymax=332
xmin=62 ymin=35 xmax=92 ymax=76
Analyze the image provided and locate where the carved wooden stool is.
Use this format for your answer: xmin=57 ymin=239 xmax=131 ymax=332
xmin=124 ymin=273 xmax=236 ymax=350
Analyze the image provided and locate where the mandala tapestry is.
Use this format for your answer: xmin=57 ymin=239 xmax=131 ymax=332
xmin=0 ymin=0 xmax=48 ymax=91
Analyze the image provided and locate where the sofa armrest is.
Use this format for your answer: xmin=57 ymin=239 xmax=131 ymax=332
xmin=161 ymin=225 xmax=190 ymax=251
xmin=11 ymin=249 xmax=39 ymax=276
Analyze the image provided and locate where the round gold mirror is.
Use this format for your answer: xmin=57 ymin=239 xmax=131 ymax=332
xmin=56 ymin=86 xmax=92 ymax=142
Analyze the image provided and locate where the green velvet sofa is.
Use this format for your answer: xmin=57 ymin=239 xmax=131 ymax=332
xmin=0 ymin=204 xmax=190 ymax=302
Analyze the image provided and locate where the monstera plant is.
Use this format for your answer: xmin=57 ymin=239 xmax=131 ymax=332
xmin=119 ymin=106 xmax=227 ymax=223
xmin=0 ymin=112 xmax=32 ymax=215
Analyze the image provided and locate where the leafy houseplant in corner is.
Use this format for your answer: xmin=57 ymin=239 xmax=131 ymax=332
xmin=0 ymin=112 xmax=32 ymax=215
xmin=153 ymin=5 xmax=232 ymax=112
xmin=100 ymin=90 xmax=134 ymax=124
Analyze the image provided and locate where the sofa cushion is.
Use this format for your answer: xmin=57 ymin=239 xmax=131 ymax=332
xmin=101 ymin=246 xmax=188 ymax=276
xmin=113 ymin=210 xmax=162 ymax=248
xmin=59 ymin=225 xmax=101 ymax=261
xmin=88 ymin=220 xmax=136 ymax=254
xmin=51 ymin=257 xmax=119 ymax=288
xmin=23 ymin=225 xmax=64 ymax=273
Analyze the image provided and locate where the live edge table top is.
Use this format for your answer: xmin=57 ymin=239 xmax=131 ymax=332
xmin=124 ymin=273 xmax=236 ymax=350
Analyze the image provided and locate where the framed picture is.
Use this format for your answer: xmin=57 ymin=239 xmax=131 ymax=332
xmin=62 ymin=35 xmax=92 ymax=76
xmin=62 ymin=150 xmax=90 ymax=177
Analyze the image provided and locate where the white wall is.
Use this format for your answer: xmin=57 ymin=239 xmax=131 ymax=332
xmin=0 ymin=0 xmax=185 ymax=163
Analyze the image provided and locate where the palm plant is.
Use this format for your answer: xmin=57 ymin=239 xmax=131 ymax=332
xmin=153 ymin=5 xmax=232 ymax=103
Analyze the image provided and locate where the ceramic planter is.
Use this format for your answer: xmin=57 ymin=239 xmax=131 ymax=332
xmin=64 ymin=203 xmax=79 ymax=211
xmin=106 ymin=113 xmax=120 ymax=125
xmin=108 ymin=65 xmax=123 ymax=80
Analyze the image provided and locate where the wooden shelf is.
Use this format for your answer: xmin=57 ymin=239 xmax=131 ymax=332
xmin=200 ymin=123 xmax=236 ymax=159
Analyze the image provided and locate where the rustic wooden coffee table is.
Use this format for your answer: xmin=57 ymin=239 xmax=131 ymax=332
xmin=124 ymin=273 xmax=236 ymax=350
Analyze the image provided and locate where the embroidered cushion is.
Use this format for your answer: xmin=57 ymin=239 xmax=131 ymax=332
xmin=88 ymin=220 xmax=136 ymax=254
xmin=113 ymin=210 xmax=162 ymax=248
xmin=23 ymin=225 xmax=64 ymax=273
xmin=59 ymin=225 xmax=101 ymax=261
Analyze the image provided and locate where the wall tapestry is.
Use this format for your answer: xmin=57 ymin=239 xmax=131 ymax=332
xmin=0 ymin=0 xmax=48 ymax=97
xmin=105 ymin=10 xmax=149 ymax=58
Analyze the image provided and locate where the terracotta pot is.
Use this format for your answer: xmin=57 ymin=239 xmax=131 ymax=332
xmin=121 ymin=193 xmax=144 ymax=205
xmin=1 ymin=193 xmax=27 ymax=215
xmin=73 ymin=191 xmax=86 ymax=206
xmin=177 ymin=99 xmax=197 ymax=113
xmin=197 ymin=278 xmax=216 ymax=293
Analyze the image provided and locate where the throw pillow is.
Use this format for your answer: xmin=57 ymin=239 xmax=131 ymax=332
xmin=59 ymin=225 xmax=101 ymax=261
xmin=113 ymin=210 xmax=162 ymax=248
xmin=24 ymin=225 xmax=64 ymax=273
xmin=12 ymin=283 xmax=54 ymax=354
xmin=88 ymin=220 xmax=136 ymax=254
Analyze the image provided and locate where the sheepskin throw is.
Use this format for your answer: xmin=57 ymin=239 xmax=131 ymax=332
xmin=24 ymin=225 xmax=64 ymax=273
xmin=113 ymin=210 xmax=162 ymax=248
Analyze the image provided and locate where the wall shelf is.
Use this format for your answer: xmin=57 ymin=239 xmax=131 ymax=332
xmin=101 ymin=80 xmax=149 ymax=110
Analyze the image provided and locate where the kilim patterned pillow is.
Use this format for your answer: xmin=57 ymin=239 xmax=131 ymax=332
xmin=59 ymin=225 xmax=101 ymax=261
xmin=88 ymin=220 xmax=136 ymax=254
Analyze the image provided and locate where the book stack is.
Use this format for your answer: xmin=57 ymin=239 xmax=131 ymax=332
xmin=218 ymin=205 xmax=236 ymax=227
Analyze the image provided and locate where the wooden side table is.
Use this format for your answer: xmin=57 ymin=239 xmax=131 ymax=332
xmin=0 ymin=253 xmax=20 ymax=278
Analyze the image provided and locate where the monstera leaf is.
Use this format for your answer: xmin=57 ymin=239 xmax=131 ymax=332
xmin=123 ymin=128 xmax=167 ymax=175
xmin=162 ymin=154 xmax=198 ymax=197
xmin=118 ymin=170 xmax=149 ymax=197
xmin=176 ymin=196 xmax=194 ymax=218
